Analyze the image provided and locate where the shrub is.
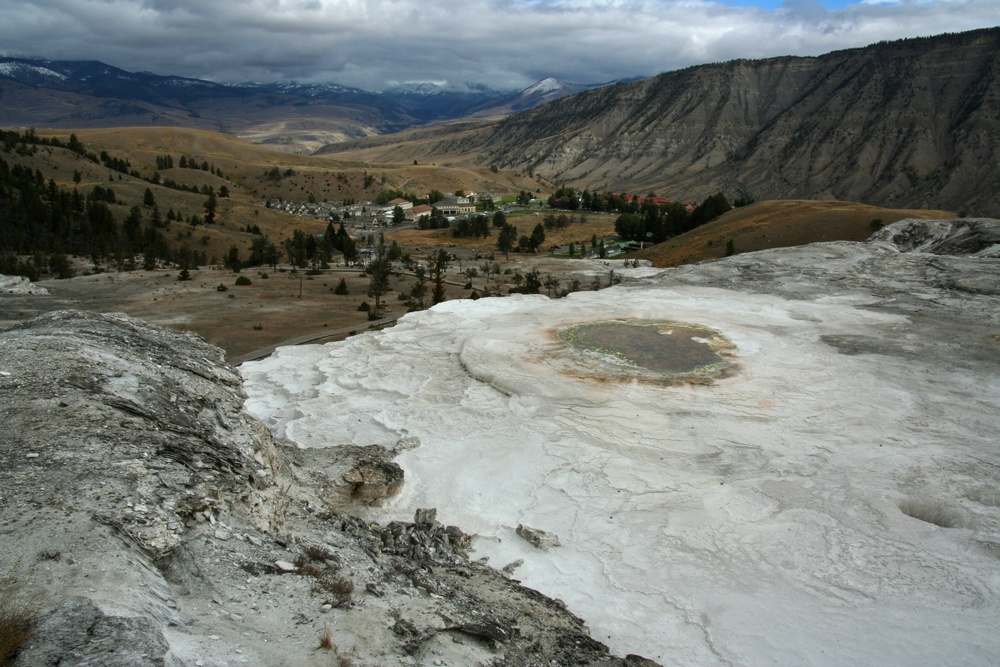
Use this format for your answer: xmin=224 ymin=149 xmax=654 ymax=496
xmin=319 ymin=625 xmax=335 ymax=650
xmin=235 ymin=276 xmax=252 ymax=286
xmin=357 ymin=301 xmax=370 ymax=312
xmin=177 ymin=269 xmax=191 ymax=281
xmin=323 ymin=576 xmax=354 ymax=608
xmin=216 ymin=283 xmax=228 ymax=292
xmin=334 ymin=278 xmax=349 ymax=295
xmin=0 ymin=578 xmax=34 ymax=663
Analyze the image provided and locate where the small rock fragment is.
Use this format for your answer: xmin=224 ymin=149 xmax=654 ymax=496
xmin=516 ymin=524 xmax=561 ymax=551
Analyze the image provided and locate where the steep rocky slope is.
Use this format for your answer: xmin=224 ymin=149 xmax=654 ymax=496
xmin=479 ymin=28 xmax=1000 ymax=213
xmin=325 ymin=28 xmax=1000 ymax=214
xmin=0 ymin=310 xmax=657 ymax=666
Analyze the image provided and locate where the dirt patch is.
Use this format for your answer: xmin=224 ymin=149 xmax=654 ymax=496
xmin=553 ymin=319 xmax=737 ymax=386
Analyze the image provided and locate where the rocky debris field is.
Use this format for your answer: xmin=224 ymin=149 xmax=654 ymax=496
xmin=0 ymin=310 xmax=659 ymax=666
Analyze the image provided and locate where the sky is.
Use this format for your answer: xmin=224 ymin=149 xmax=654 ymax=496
xmin=0 ymin=0 xmax=996 ymax=90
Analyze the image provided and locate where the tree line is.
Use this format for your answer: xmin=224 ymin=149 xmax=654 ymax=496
xmin=613 ymin=192 xmax=733 ymax=243
xmin=0 ymin=156 xmax=209 ymax=279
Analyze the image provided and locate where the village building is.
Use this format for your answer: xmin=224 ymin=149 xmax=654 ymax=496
xmin=406 ymin=204 xmax=433 ymax=221
xmin=434 ymin=197 xmax=476 ymax=216
xmin=387 ymin=197 xmax=413 ymax=211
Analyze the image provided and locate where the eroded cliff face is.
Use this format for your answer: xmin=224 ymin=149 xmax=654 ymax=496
xmin=0 ymin=311 xmax=655 ymax=666
xmin=478 ymin=29 xmax=1000 ymax=213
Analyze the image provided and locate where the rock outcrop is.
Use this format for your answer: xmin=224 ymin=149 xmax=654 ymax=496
xmin=0 ymin=310 xmax=657 ymax=666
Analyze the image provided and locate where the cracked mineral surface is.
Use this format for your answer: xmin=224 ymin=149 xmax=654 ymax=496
xmin=242 ymin=219 xmax=1000 ymax=666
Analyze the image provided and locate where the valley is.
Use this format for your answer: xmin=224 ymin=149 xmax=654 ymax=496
xmin=2 ymin=15 xmax=1000 ymax=667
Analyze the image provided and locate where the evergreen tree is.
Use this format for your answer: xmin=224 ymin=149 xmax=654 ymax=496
xmin=497 ymin=223 xmax=517 ymax=259
xmin=431 ymin=249 xmax=449 ymax=305
xmin=204 ymin=192 xmax=217 ymax=225
xmin=367 ymin=239 xmax=391 ymax=318
xmin=225 ymin=245 xmax=242 ymax=272
xmin=409 ymin=264 xmax=427 ymax=308
xmin=529 ymin=223 xmax=546 ymax=252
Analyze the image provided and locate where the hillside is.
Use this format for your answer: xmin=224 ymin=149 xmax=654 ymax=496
xmin=321 ymin=28 xmax=1000 ymax=215
xmin=634 ymin=200 xmax=953 ymax=267
xmin=0 ymin=126 xmax=539 ymax=279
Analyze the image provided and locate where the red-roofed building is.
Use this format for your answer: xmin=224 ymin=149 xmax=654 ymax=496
xmin=615 ymin=193 xmax=672 ymax=207
xmin=406 ymin=204 xmax=433 ymax=221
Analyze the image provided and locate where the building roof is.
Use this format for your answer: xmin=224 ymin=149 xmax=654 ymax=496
xmin=388 ymin=198 xmax=410 ymax=206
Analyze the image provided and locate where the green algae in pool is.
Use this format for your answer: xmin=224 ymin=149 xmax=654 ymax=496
xmin=558 ymin=320 xmax=735 ymax=383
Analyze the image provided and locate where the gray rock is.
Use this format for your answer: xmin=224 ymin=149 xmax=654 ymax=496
xmin=517 ymin=523 xmax=561 ymax=551
xmin=0 ymin=310 xmax=656 ymax=666
xmin=15 ymin=597 xmax=171 ymax=666
xmin=342 ymin=458 xmax=404 ymax=504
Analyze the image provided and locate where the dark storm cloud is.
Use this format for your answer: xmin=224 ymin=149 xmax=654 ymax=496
xmin=0 ymin=0 xmax=996 ymax=89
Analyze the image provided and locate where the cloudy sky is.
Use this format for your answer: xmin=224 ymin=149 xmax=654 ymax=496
xmin=0 ymin=0 xmax=996 ymax=90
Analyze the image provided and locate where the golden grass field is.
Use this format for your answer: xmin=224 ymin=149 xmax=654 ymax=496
xmin=634 ymin=199 xmax=954 ymax=267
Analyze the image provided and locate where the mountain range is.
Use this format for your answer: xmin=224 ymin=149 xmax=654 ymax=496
xmin=0 ymin=58 xmax=605 ymax=153
xmin=320 ymin=27 xmax=1000 ymax=214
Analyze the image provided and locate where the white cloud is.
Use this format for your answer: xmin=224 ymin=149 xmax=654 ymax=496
xmin=0 ymin=0 xmax=995 ymax=89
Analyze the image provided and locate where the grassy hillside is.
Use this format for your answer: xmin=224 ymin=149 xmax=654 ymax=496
xmin=3 ymin=129 xmax=327 ymax=266
xmin=1 ymin=126 xmax=542 ymax=272
xmin=56 ymin=126 xmax=541 ymax=201
xmin=633 ymin=200 xmax=954 ymax=267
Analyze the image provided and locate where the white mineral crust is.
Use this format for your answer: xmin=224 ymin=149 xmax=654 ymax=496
xmin=242 ymin=244 xmax=1000 ymax=665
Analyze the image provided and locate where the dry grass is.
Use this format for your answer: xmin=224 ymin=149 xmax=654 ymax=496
xmin=40 ymin=126 xmax=540 ymax=203
xmin=633 ymin=199 xmax=954 ymax=267
xmin=317 ymin=626 xmax=353 ymax=666
xmin=319 ymin=625 xmax=335 ymax=650
xmin=0 ymin=577 xmax=35 ymax=664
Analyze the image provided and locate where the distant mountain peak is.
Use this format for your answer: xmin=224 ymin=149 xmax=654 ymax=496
xmin=521 ymin=77 xmax=563 ymax=96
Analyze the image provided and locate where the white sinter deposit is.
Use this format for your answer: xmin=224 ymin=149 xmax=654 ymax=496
xmin=242 ymin=221 xmax=1000 ymax=666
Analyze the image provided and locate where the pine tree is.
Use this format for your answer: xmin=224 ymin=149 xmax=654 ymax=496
xmin=367 ymin=239 xmax=391 ymax=318
xmin=204 ymin=192 xmax=217 ymax=225
xmin=431 ymin=249 xmax=449 ymax=305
